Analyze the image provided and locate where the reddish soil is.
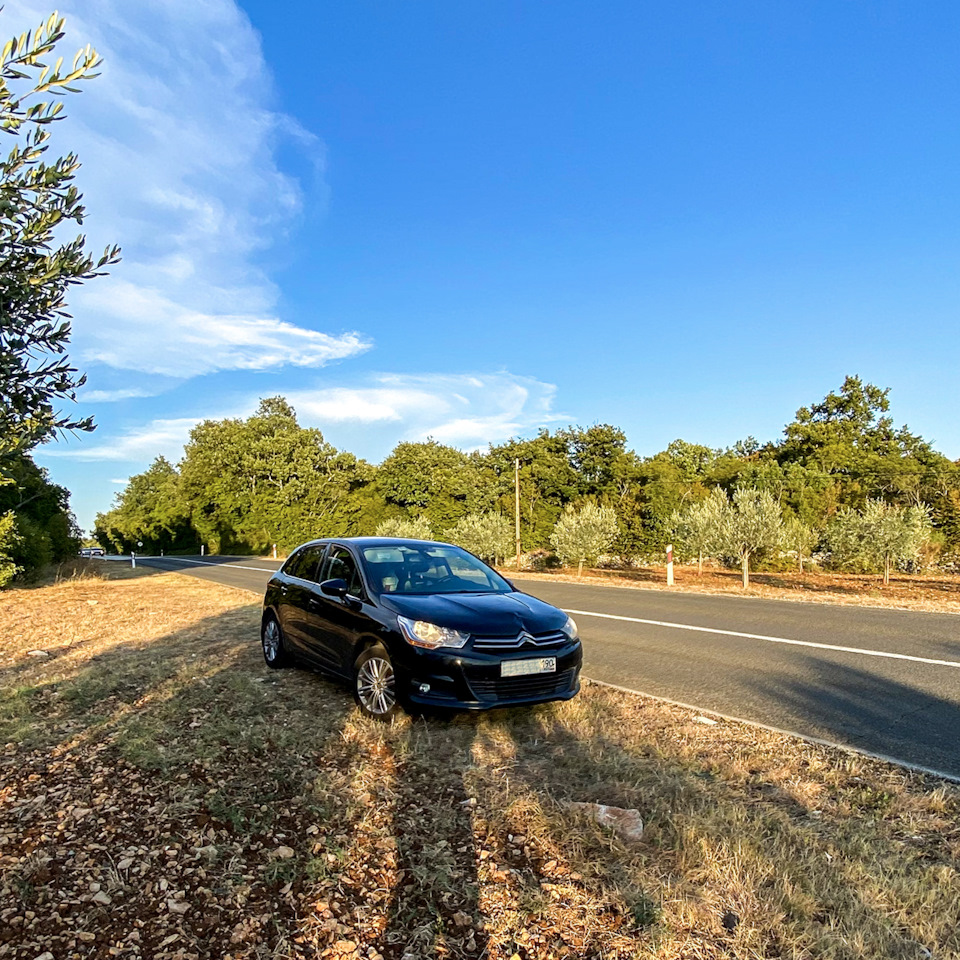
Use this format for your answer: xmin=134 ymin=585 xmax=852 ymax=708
xmin=507 ymin=564 xmax=960 ymax=614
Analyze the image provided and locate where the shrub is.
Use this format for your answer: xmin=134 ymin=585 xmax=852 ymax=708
xmin=0 ymin=512 xmax=20 ymax=587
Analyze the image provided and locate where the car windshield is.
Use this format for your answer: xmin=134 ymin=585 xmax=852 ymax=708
xmin=360 ymin=544 xmax=513 ymax=596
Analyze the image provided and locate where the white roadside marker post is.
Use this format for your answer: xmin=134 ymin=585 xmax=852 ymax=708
xmin=131 ymin=551 xmax=136 ymax=569
xmin=666 ymin=544 xmax=674 ymax=586
xmin=273 ymin=543 xmax=277 ymax=559
xmin=201 ymin=544 xmax=205 ymax=557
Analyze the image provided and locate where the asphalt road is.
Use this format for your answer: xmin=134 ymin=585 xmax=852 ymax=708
xmin=129 ymin=555 xmax=960 ymax=779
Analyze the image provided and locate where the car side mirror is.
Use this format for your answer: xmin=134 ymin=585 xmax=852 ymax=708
xmin=320 ymin=578 xmax=349 ymax=598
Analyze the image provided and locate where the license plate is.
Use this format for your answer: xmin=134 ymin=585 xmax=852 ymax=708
xmin=501 ymin=657 xmax=557 ymax=678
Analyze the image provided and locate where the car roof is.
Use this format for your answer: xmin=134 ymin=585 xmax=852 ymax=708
xmin=296 ymin=536 xmax=456 ymax=550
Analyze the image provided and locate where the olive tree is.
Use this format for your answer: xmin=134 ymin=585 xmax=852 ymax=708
xmin=0 ymin=12 xmax=120 ymax=474
xmin=716 ymin=487 xmax=784 ymax=589
xmin=669 ymin=487 xmax=727 ymax=575
xmin=826 ymin=499 xmax=931 ymax=584
xmin=451 ymin=512 xmax=512 ymax=564
xmin=782 ymin=515 xmax=819 ymax=574
xmin=374 ymin=515 xmax=433 ymax=540
xmin=550 ymin=502 xmax=619 ymax=570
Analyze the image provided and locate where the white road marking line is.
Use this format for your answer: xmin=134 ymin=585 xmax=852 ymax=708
xmin=140 ymin=557 xmax=279 ymax=574
xmin=565 ymin=608 xmax=960 ymax=669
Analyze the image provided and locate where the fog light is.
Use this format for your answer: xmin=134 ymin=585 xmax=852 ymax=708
xmin=418 ymin=683 xmax=431 ymax=694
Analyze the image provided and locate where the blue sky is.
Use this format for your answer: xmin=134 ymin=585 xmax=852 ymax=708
xmin=11 ymin=0 xmax=960 ymax=531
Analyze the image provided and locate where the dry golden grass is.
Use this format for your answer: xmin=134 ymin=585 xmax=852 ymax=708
xmin=1 ymin=566 xmax=958 ymax=959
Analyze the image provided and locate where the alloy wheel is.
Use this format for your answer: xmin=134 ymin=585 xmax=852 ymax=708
xmin=262 ymin=618 xmax=280 ymax=662
xmin=356 ymin=655 xmax=396 ymax=716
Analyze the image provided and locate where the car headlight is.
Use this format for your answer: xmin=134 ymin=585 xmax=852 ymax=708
xmin=561 ymin=615 xmax=579 ymax=640
xmin=398 ymin=616 xmax=469 ymax=650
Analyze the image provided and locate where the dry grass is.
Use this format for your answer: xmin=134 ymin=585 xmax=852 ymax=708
xmin=1 ymin=566 xmax=958 ymax=959
xmin=509 ymin=564 xmax=960 ymax=615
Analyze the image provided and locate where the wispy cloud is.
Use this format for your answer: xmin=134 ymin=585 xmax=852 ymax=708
xmin=4 ymin=0 xmax=368 ymax=377
xmin=289 ymin=372 xmax=565 ymax=450
xmin=80 ymin=387 xmax=158 ymax=403
xmin=43 ymin=417 xmax=202 ymax=463
xmin=48 ymin=371 xmax=565 ymax=464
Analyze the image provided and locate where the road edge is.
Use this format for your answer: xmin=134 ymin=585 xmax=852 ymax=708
xmin=583 ymin=676 xmax=960 ymax=784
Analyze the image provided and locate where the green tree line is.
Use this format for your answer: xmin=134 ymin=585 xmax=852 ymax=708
xmin=94 ymin=377 xmax=960 ymax=578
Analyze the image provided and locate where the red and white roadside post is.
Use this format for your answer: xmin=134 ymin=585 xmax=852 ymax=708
xmin=666 ymin=543 xmax=674 ymax=586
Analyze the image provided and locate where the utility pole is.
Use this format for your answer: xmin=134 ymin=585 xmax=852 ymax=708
xmin=515 ymin=458 xmax=521 ymax=571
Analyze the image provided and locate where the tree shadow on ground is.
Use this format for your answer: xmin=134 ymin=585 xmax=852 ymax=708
xmin=743 ymin=654 xmax=960 ymax=779
xmin=464 ymin=690 xmax=960 ymax=959
xmin=4 ymin=595 xmax=959 ymax=959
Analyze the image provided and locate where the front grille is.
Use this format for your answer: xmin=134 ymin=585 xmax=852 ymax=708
xmin=470 ymin=629 xmax=567 ymax=651
xmin=468 ymin=668 xmax=577 ymax=702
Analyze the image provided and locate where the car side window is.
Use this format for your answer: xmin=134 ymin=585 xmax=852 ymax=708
xmin=284 ymin=545 xmax=325 ymax=582
xmin=324 ymin=547 xmax=363 ymax=597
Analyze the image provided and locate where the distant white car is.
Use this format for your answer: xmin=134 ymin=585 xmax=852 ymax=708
xmin=78 ymin=547 xmax=106 ymax=558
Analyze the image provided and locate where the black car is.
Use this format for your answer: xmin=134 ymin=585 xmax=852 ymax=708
xmin=261 ymin=537 xmax=582 ymax=720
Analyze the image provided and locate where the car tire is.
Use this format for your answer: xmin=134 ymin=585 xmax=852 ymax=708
xmin=353 ymin=644 xmax=403 ymax=721
xmin=261 ymin=614 xmax=291 ymax=669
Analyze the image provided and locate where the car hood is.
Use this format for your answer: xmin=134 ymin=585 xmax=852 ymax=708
xmin=380 ymin=590 xmax=568 ymax=636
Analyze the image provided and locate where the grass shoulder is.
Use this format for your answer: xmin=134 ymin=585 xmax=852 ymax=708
xmin=1 ymin=566 xmax=957 ymax=958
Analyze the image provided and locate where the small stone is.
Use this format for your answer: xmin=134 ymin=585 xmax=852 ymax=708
xmin=722 ymin=909 xmax=740 ymax=932
xmin=117 ymin=857 xmax=134 ymax=870
xmin=694 ymin=715 xmax=718 ymax=725
xmin=78 ymin=931 xmax=97 ymax=942
xmin=167 ymin=899 xmax=190 ymax=915
xmin=334 ymin=941 xmax=358 ymax=955
xmin=563 ymin=801 xmax=644 ymax=842
xmin=453 ymin=910 xmax=472 ymax=927
xmin=26 ymin=650 xmax=50 ymax=657
xmin=274 ymin=845 xmax=295 ymax=860
xmin=92 ymin=890 xmax=112 ymax=905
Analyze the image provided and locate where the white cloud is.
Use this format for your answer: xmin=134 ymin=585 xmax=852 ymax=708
xmin=289 ymin=372 xmax=565 ymax=450
xmin=46 ymin=371 xmax=565 ymax=465
xmin=3 ymin=0 xmax=367 ymax=377
xmin=80 ymin=387 xmax=158 ymax=403
xmin=44 ymin=417 xmax=201 ymax=462
xmin=79 ymin=281 xmax=370 ymax=377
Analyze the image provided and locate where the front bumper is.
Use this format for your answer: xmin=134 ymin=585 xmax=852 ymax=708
xmin=394 ymin=640 xmax=583 ymax=711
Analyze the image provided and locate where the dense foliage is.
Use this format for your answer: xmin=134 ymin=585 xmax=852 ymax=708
xmin=0 ymin=453 xmax=81 ymax=581
xmin=95 ymin=378 xmax=960 ymax=578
